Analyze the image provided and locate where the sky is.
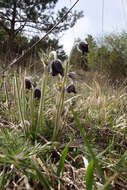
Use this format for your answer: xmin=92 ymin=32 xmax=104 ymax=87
xmin=56 ymin=0 xmax=127 ymax=54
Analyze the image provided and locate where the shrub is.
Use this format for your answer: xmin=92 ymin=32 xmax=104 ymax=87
xmin=89 ymin=32 xmax=127 ymax=81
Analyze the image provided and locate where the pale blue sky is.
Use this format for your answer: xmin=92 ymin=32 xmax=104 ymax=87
xmin=56 ymin=0 xmax=127 ymax=54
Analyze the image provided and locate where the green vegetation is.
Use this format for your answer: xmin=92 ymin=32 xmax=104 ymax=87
xmin=87 ymin=32 xmax=127 ymax=81
xmin=0 ymin=42 xmax=127 ymax=189
xmin=70 ymin=32 xmax=127 ymax=82
xmin=0 ymin=2 xmax=127 ymax=188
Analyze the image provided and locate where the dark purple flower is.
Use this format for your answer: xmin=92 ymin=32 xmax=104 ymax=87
xmin=25 ymin=78 xmax=32 ymax=90
xmin=78 ymin=41 xmax=89 ymax=55
xmin=34 ymin=88 xmax=41 ymax=100
xmin=51 ymin=59 xmax=64 ymax=77
xmin=67 ymin=84 xmax=77 ymax=94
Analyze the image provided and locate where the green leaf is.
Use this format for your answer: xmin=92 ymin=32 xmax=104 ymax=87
xmin=31 ymin=163 xmax=51 ymax=190
xmin=115 ymin=150 xmax=127 ymax=170
xmin=97 ymin=137 xmax=114 ymax=158
xmin=102 ymin=173 xmax=118 ymax=190
xmin=37 ymin=63 xmax=48 ymax=132
xmin=70 ymin=107 xmax=106 ymax=184
xmin=85 ymin=160 xmax=94 ymax=190
xmin=56 ymin=139 xmax=71 ymax=177
xmin=35 ymin=168 xmax=51 ymax=190
xmin=0 ymin=167 xmax=6 ymax=189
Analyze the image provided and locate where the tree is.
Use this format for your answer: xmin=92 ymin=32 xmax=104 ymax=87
xmin=0 ymin=0 xmax=83 ymax=58
xmin=85 ymin=34 xmax=97 ymax=70
xmin=101 ymin=32 xmax=127 ymax=80
xmin=29 ymin=35 xmax=67 ymax=61
xmin=0 ymin=29 xmax=8 ymax=54
xmin=86 ymin=32 xmax=127 ymax=81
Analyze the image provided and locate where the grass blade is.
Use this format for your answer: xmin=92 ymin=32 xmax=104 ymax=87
xmin=114 ymin=150 xmax=127 ymax=170
xmin=70 ymin=107 xmax=106 ymax=184
xmin=85 ymin=160 xmax=94 ymax=190
xmin=97 ymin=138 xmax=114 ymax=158
xmin=20 ymin=160 xmax=51 ymax=190
xmin=101 ymin=173 xmax=118 ymax=190
xmin=35 ymin=167 xmax=51 ymax=190
xmin=0 ymin=167 xmax=6 ymax=189
xmin=56 ymin=139 xmax=71 ymax=177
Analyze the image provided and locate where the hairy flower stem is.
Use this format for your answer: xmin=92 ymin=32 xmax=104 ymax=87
xmin=37 ymin=66 xmax=48 ymax=134
xmin=14 ymin=73 xmax=26 ymax=134
xmin=52 ymin=61 xmax=69 ymax=141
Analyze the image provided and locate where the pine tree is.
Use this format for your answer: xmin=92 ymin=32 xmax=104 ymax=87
xmin=0 ymin=0 xmax=83 ymax=57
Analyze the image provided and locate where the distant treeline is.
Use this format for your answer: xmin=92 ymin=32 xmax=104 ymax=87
xmin=70 ymin=32 xmax=127 ymax=81
xmin=0 ymin=29 xmax=67 ymax=62
xmin=0 ymin=30 xmax=127 ymax=81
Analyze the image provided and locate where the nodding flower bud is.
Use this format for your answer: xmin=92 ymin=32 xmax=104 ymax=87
xmin=67 ymin=72 xmax=77 ymax=80
xmin=51 ymin=59 xmax=64 ymax=77
xmin=34 ymin=88 xmax=41 ymax=100
xmin=25 ymin=78 xmax=32 ymax=90
xmin=67 ymin=84 xmax=77 ymax=94
xmin=78 ymin=41 xmax=89 ymax=55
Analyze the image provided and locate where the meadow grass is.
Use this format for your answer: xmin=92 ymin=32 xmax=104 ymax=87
xmin=0 ymin=55 xmax=127 ymax=189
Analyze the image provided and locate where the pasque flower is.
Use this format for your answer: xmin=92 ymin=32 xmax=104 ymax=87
xmin=77 ymin=41 xmax=89 ymax=55
xmin=34 ymin=88 xmax=41 ymax=100
xmin=25 ymin=77 xmax=32 ymax=90
xmin=67 ymin=84 xmax=77 ymax=94
xmin=51 ymin=59 xmax=64 ymax=77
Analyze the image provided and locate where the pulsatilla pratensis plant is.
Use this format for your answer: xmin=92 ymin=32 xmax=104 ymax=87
xmin=49 ymin=51 xmax=64 ymax=77
xmin=24 ymin=77 xmax=32 ymax=90
xmin=14 ymin=49 xmax=77 ymax=141
xmin=24 ymin=76 xmax=36 ymax=90
xmin=51 ymin=59 xmax=64 ymax=77
xmin=77 ymin=41 xmax=89 ymax=55
xmin=67 ymin=84 xmax=77 ymax=94
xmin=34 ymin=88 xmax=41 ymax=100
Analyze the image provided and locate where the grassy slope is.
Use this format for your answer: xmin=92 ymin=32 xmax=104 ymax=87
xmin=0 ymin=69 xmax=127 ymax=190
